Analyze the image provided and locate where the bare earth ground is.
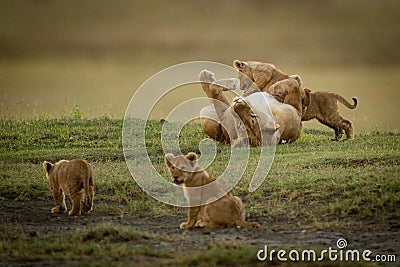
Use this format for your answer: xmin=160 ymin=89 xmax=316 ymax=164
xmin=1 ymin=200 xmax=399 ymax=266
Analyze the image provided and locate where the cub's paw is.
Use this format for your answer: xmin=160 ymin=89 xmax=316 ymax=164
xmin=179 ymin=222 xmax=191 ymax=229
xmin=195 ymin=220 xmax=205 ymax=228
xmin=83 ymin=204 xmax=93 ymax=213
xmin=51 ymin=206 xmax=66 ymax=213
xmin=68 ymin=210 xmax=81 ymax=216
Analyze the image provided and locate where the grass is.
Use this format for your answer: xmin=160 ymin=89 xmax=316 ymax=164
xmin=0 ymin=117 xmax=399 ymax=266
xmin=1 ymin=117 xmax=399 ymax=220
xmin=0 ymin=224 xmax=169 ymax=264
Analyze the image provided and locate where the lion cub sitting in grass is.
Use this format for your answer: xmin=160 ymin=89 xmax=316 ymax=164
xmin=164 ymin=152 xmax=259 ymax=229
xmin=43 ymin=159 xmax=94 ymax=216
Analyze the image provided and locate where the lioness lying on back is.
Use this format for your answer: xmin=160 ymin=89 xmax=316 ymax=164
xmin=43 ymin=159 xmax=94 ymax=216
xmin=164 ymin=152 xmax=259 ymax=229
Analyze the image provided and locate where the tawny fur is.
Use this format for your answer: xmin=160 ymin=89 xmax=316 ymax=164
xmin=164 ymin=152 xmax=259 ymax=229
xmin=302 ymin=89 xmax=358 ymax=140
xmin=232 ymin=91 xmax=304 ymax=144
xmin=233 ymin=60 xmax=290 ymax=96
xmin=43 ymin=159 xmax=94 ymax=216
xmin=268 ymin=82 xmax=357 ymax=140
xmin=198 ymin=69 xmax=308 ymax=145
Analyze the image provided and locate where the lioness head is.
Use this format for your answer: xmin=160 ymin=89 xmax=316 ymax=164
xmin=232 ymin=97 xmax=260 ymax=129
xmin=164 ymin=152 xmax=199 ymax=185
xmin=232 ymin=97 xmax=280 ymax=146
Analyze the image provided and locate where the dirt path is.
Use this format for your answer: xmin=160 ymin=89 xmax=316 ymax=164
xmin=1 ymin=200 xmax=398 ymax=265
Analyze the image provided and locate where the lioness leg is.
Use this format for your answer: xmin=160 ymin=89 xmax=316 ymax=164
xmin=199 ymin=74 xmax=234 ymax=143
xmin=199 ymin=72 xmax=230 ymax=120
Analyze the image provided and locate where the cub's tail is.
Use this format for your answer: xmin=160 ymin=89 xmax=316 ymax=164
xmin=336 ymin=94 xmax=358 ymax=109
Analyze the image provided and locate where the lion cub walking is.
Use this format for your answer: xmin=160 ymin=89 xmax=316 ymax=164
xmin=164 ymin=152 xmax=259 ymax=229
xmin=268 ymin=80 xmax=358 ymax=140
xmin=43 ymin=159 xmax=94 ymax=216
xmin=302 ymin=89 xmax=358 ymax=140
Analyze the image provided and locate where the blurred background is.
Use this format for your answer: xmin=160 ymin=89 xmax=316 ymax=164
xmin=1 ymin=0 xmax=399 ymax=131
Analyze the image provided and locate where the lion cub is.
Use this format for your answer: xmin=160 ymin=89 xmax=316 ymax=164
xmin=268 ymin=80 xmax=358 ymax=140
xmin=302 ymin=89 xmax=358 ymax=140
xmin=43 ymin=159 xmax=94 ymax=216
xmin=164 ymin=152 xmax=259 ymax=229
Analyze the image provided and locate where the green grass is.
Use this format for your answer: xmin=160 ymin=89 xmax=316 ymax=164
xmin=0 ymin=224 xmax=169 ymax=265
xmin=1 ymin=117 xmax=399 ymax=220
xmin=0 ymin=117 xmax=399 ymax=265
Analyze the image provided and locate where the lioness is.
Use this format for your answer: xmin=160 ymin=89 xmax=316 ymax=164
xmin=164 ymin=152 xmax=259 ymax=229
xmin=199 ymin=70 xmax=308 ymax=145
xmin=43 ymin=159 xmax=94 ymax=215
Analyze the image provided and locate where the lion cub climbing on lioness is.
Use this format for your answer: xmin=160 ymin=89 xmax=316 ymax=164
xmin=164 ymin=152 xmax=259 ymax=229
xmin=43 ymin=159 xmax=94 ymax=216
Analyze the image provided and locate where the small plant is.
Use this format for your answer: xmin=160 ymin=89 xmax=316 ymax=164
xmin=71 ymin=105 xmax=83 ymax=119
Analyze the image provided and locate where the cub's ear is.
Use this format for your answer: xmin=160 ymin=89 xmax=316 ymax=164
xmin=42 ymin=161 xmax=53 ymax=174
xmin=185 ymin=152 xmax=198 ymax=161
xmin=290 ymin=74 xmax=302 ymax=87
xmin=233 ymin=60 xmax=248 ymax=71
xmin=164 ymin=153 xmax=175 ymax=167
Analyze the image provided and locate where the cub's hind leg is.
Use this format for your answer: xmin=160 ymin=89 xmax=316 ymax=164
xmin=84 ymin=175 xmax=95 ymax=213
xmin=69 ymin=189 xmax=84 ymax=216
xmin=51 ymin=189 xmax=66 ymax=213
xmin=317 ymin=112 xmax=345 ymax=141
xmin=69 ymin=194 xmax=83 ymax=216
